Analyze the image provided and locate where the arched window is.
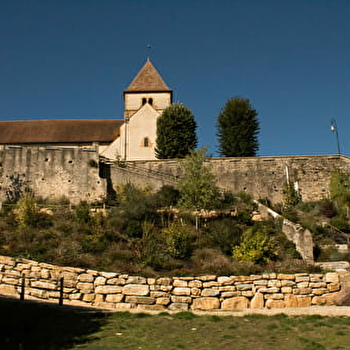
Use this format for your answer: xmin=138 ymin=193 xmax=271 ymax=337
xmin=148 ymin=98 xmax=153 ymax=105
xmin=143 ymin=137 xmax=149 ymax=147
xmin=142 ymin=97 xmax=147 ymax=105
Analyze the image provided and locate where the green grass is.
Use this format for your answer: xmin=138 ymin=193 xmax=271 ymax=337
xmin=2 ymin=297 xmax=350 ymax=350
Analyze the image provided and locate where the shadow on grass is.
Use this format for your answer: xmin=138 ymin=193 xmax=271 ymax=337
xmin=0 ymin=296 xmax=110 ymax=350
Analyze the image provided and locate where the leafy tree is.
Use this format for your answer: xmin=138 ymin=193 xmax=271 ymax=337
xmin=217 ymin=97 xmax=259 ymax=157
xmin=178 ymin=147 xmax=219 ymax=210
xmin=155 ymin=103 xmax=197 ymax=159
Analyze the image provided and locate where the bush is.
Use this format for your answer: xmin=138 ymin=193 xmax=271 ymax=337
xmin=233 ymin=224 xmax=278 ymax=264
xmin=162 ymin=222 xmax=193 ymax=259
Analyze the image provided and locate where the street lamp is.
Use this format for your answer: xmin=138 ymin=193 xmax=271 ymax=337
xmin=330 ymin=118 xmax=341 ymax=155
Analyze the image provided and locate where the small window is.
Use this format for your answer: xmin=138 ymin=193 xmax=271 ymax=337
xmin=143 ymin=137 xmax=149 ymax=147
xmin=142 ymin=98 xmax=147 ymax=105
xmin=148 ymin=98 xmax=153 ymax=105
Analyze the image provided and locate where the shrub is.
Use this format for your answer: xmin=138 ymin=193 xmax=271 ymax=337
xmin=162 ymin=222 xmax=193 ymax=259
xmin=233 ymin=224 xmax=277 ymax=264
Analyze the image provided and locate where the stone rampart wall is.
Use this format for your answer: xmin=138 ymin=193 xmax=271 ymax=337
xmin=0 ymin=255 xmax=347 ymax=312
xmin=110 ymin=155 xmax=350 ymax=204
xmin=0 ymin=145 xmax=105 ymax=204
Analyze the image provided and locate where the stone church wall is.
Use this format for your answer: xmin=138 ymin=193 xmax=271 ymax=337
xmin=0 ymin=145 xmax=105 ymax=204
xmin=0 ymin=255 xmax=348 ymax=312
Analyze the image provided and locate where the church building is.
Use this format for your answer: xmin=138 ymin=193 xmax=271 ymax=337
xmin=0 ymin=60 xmax=172 ymax=161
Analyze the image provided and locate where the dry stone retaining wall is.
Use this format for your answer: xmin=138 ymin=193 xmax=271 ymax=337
xmin=0 ymin=255 xmax=347 ymax=312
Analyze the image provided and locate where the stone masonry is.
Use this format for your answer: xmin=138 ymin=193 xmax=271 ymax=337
xmin=0 ymin=255 xmax=348 ymax=312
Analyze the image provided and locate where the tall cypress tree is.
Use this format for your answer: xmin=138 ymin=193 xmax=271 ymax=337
xmin=217 ymin=97 xmax=259 ymax=157
xmin=155 ymin=103 xmax=197 ymax=159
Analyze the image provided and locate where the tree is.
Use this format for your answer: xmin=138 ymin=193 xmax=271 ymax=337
xmin=155 ymin=103 xmax=197 ymax=159
xmin=217 ymin=97 xmax=259 ymax=157
xmin=178 ymin=147 xmax=219 ymax=210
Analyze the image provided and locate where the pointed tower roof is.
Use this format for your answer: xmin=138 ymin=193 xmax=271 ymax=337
xmin=124 ymin=60 xmax=172 ymax=93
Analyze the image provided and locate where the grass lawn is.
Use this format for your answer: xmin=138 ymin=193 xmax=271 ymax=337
xmin=1 ymin=297 xmax=350 ymax=350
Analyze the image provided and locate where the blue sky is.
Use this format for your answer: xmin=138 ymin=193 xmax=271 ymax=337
xmin=1 ymin=0 xmax=349 ymax=157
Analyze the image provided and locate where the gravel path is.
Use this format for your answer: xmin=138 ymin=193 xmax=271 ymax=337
xmin=192 ymin=306 xmax=350 ymax=317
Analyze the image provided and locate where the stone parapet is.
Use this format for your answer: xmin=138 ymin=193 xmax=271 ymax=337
xmin=0 ymin=255 xmax=348 ymax=312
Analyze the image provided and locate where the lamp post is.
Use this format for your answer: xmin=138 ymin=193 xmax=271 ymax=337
xmin=330 ymin=118 xmax=341 ymax=155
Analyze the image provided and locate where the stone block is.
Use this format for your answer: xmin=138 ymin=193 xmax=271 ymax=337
xmin=168 ymin=303 xmax=189 ymax=311
xmin=219 ymin=286 xmax=236 ymax=292
xmin=137 ymin=304 xmax=166 ymax=311
xmin=156 ymin=277 xmax=172 ymax=286
xmin=221 ymin=297 xmax=248 ymax=311
xmin=266 ymin=300 xmax=285 ymax=309
xmin=93 ymin=301 xmax=115 ymax=309
xmin=78 ymin=273 xmax=94 ymax=282
xmin=190 ymin=288 xmax=201 ymax=296
xmin=235 ymin=283 xmax=253 ymax=291
xmin=312 ymin=296 xmax=327 ymax=305
xmin=285 ymin=294 xmax=298 ymax=308
xmin=40 ymin=269 xmax=51 ymax=279
xmin=125 ymin=296 xmax=155 ymax=305
xmin=250 ymin=293 xmax=264 ymax=309
xmin=296 ymin=296 xmax=312 ymax=307
xmin=324 ymin=272 xmax=339 ymax=284
xmin=267 ymin=280 xmax=281 ymax=288
xmin=172 ymin=287 xmax=191 ymax=296
xmin=69 ymin=293 xmax=82 ymax=300
xmin=327 ymin=283 xmax=340 ymax=292
xmin=76 ymin=282 xmax=94 ymax=292
xmin=126 ymin=276 xmax=147 ymax=284
xmin=106 ymin=294 xmax=124 ymax=303
xmin=150 ymin=291 xmax=169 ymax=298
xmin=295 ymin=274 xmax=309 ymax=283
xmin=81 ymin=293 xmax=93 ymax=303
xmin=253 ymin=280 xmax=268 ymax=286
xmin=293 ymin=288 xmax=312 ymax=295
xmin=114 ymin=303 xmax=134 ymax=309
xmin=198 ymin=275 xmax=217 ymax=282
xmin=192 ymin=297 xmax=220 ymax=310
xmin=217 ymin=276 xmax=232 ymax=285
xmin=31 ymin=281 xmax=57 ymax=290
xmin=309 ymin=282 xmax=326 ymax=288
xmin=107 ymin=278 xmax=126 ymax=285
xmin=201 ymin=289 xmax=220 ymax=297
xmin=265 ymin=293 xmax=284 ymax=300
xmin=281 ymin=280 xmax=295 ymax=287
xmin=312 ymin=288 xmax=328 ymax=295
xmin=258 ymin=287 xmax=279 ymax=293
xmin=188 ymin=280 xmax=202 ymax=288
xmin=277 ymin=274 xmax=295 ymax=280
xmin=99 ymin=272 xmax=118 ymax=279
xmin=94 ymin=276 xmax=106 ymax=286
xmin=123 ymin=284 xmax=149 ymax=296
xmin=281 ymin=287 xmax=292 ymax=294
xmin=0 ymin=284 xmax=17 ymax=295
xmin=221 ymin=291 xmax=240 ymax=298
xmin=95 ymin=285 xmax=123 ymax=294
xmin=171 ymin=296 xmax=192 ymax=303
xmin=203 ymin=281 xmax=219 ymax=288
xmin=173 ymin=280 xmax=188 ymax=287
xmin=156 ymin=297 xmax=171 ymax=305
